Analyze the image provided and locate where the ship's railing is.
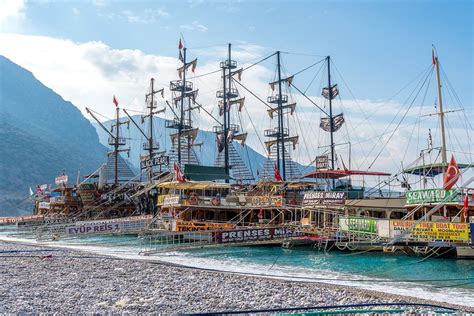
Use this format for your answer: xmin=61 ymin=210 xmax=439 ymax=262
xmin=139 ymin=224 xmax=306 ymax=254
xmin=158 ymin=194 xmax=287 ymax=208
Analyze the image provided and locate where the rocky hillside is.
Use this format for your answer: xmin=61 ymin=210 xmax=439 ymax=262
xmin=0 ymin=56 xmax=107 ymax=216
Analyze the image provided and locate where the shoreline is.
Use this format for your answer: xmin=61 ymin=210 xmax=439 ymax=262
xmin=1 ymin=239 xmax=472 ymax=313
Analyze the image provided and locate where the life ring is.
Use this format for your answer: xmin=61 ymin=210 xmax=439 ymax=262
xmin=189 ymin=193 xmax=199 ymax=205
xmin=211 ymin=197 xmax=221 ymax=206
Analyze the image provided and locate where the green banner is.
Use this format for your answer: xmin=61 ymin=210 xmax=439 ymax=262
xmin=406 ymin=188 xmax=458 ymax=205
xmin=347 ymin=217 xmax=377 ymax=234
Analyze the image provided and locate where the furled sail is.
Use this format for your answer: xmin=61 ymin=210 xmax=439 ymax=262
xmin=322 ymin=84 xmax=339 ymax=100
xmin=320 ymin=113 xmax=345 ymax=132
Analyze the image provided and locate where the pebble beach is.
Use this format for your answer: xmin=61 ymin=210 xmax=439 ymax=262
xmin=0 ymin=240 xmax=471 ymax=314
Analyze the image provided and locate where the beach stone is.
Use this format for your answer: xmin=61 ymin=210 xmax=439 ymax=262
xmin=0 ymin=241 xmax=471 ymax=314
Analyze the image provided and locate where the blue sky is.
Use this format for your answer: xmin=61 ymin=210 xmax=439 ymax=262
xmin=3 ymin=0 xmax=472 ymax=105
xmin=0 ymin=0 xmax=472 ymax=176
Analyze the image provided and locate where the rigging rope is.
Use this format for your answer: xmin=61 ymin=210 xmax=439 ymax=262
xmin=367 ymin=67 xmax=435 ymax=170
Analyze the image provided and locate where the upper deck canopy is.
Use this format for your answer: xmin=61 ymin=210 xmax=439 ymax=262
xmin=403 ymin=162 xmax=471 ymax=177
xmin=304 ymin=169 xmax=391 ymax=179
xmin=158 ymin=181 xmax=231 ymax=190
xmin=184 ymin=164 xmax=232 ymax=181
xmin=255 ymin=181 xmax=320 ymax=188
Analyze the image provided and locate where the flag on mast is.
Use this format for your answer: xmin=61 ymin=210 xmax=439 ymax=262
xmin=443 ymin=155 xmax=460 ymax=190
xmin=113 ymin=95 xmax=118 ymax=107
xmin=463 ymin=192 xmax=469 ymax=219
xmin=178 ymin=38 xmax=183 ymax=50
xmin=173 ymin=162 xmax=186 ymax=183
xmin=274 ymin=164 xmax=283 ymax=182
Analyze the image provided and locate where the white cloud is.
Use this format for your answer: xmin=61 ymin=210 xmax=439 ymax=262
xmin=0 ymin=32 xmax=471 ymax=177
xmin=100 ymin=8 xmax=170 ymax=24
xmin=180 ymin=21 xmax=208 ymax=33
xmin=0 ymin=0 xmax=25 ymax=24
xmin=188 ymin=0 xmax=204 ymax=8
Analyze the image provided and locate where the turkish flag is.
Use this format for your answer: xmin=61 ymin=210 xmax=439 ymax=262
xmin=178 ymin=39 xmax=183 ymax=50
xmin=443 ymin=155 xmax=460 ymax=190
xmin=173 ymin=162 xmax=186 ymax=183
xmin=463 ymin=193 xmax=469 ymax=219
xmin=274 ymin=164 xmax=283 ymax=182
xmin=113 ymin=95 xmax=118 ymax=107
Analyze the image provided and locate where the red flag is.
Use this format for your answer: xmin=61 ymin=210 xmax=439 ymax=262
xmin=443 ymin=155 xmax=460 ymax=190
xmin=178 ymin=39 xmax=183 ymax=50
xmin=463 ymin=193 xmax=469 ymax=219
xmin=173 ymin=162 xmax=186 ymax=183
xmin=432 ymin=49 xmax=436 ymax=65
xmin=113 ymin=95 xmax=118 ymax=107
xmin=274 ymin=164 xmax=283 ymax=182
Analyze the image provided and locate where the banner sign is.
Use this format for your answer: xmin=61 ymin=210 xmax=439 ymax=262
xmin=213 ymin=227 xmax=304 ymax=244
xmin=471 ymin=224 xmax=474 ymax=244
xmin=38 ymin=202 xmax=50 ymax=209
xmin=163 ymin=195 xmax=180 ymax=206
xmin=303 ymin=191 xmax=346 ymax=206
xmin=65 ymin=215 xmax=152 ymax=236
xmin=0 ymin=215 xmax=44 ymax=226
xmin=390 ymin=220 xmax=469 ymax=242
xmin=339 ymin=217 xmax=378 ymax=234
xmin=251 ymin=196 xmax=283 ymax=207
xmin=316 ymin=155 xmax=329 ymax=169
xmin=405 ymin=188 xmax=458 ymax=205
xmin=50 ymin=196 xmax=65 ymax=203
xmin=140 ymin=155 xmax=170 ymax=170
xmin=55 ymin=175 xmax=68 ymax=185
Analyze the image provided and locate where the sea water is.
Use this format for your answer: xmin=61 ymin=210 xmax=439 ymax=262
xmin=1 ymin=230 xmax=473 ymax=307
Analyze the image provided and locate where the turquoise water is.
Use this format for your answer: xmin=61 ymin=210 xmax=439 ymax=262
xmin=183 ymin=246 xmax=474 ymax=287
xmin=47 ymin=233 xmax=474 ymax=289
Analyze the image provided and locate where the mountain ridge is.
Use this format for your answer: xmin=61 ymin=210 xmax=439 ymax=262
xmin=0 ymin=55 xmax=108 ymax=216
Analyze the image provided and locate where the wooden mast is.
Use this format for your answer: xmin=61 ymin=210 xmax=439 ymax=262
xmin=178 ymin=47 xmax=187 ymax=165
xmin=114 ymin=105 xmax=119 ymax=185
xmin=327 ymin=56 xmax=335 ymax=173
xmin=225 ymin=43 xmax=231 ymax=180
xmin=434 ymin=52 xmax=448 ymax=168
xmin=276 ymin=51 xmax=286 ymax=180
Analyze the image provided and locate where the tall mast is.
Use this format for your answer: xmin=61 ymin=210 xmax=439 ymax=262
xmin=214 ymin=44 xmax=253 ymax=182
xmin=434 ymin=53 xmax=448 ymax=166
xmin=327 ymin=56 xmax=335 ymax=172
xmin=86 ymin=104 xmax=129 ymax=186
xmin=143 ymin=78 xmax=164 ymax=180
xmin=114 ymin=105 xmax=119 ymax=185
xmin=178 ymin=47 xmax=187 ymax=165
xmin=148 ymin=78 xmax=155 ymax=161
xmin=276 ymin=51 xmax=286 ymax=180
xmin=225 ymin=43 xmax=232 ymax=178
